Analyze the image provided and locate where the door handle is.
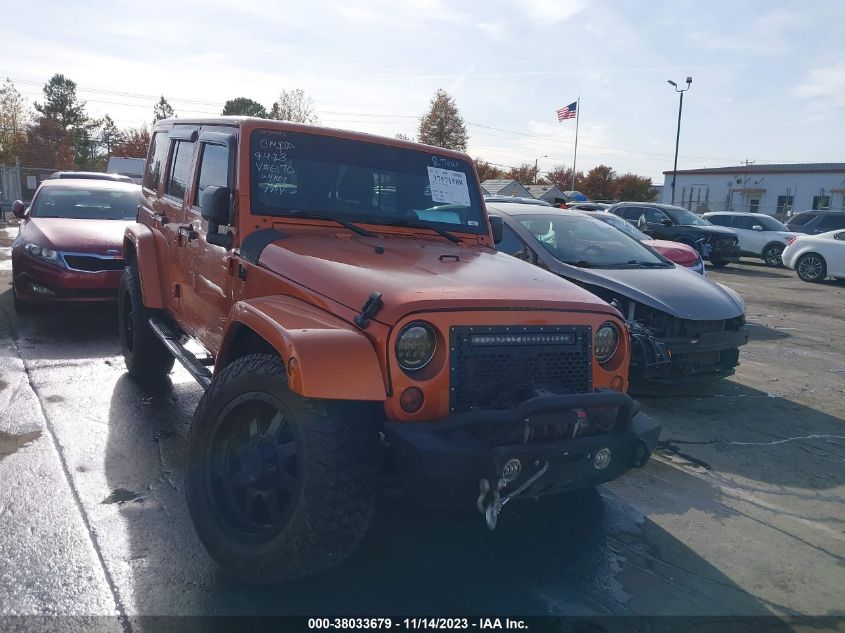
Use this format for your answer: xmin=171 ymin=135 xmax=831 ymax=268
xmin=178 ymin=225 xmax=199 ymax=242
xmin=153 ymin=212 xmax=168 ymax=225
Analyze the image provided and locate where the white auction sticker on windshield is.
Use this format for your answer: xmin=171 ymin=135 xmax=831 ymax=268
xmin=427 ymin=166 xmax=471 ymax=206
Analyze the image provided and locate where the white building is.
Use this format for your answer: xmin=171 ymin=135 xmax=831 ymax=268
xmin=661 ymin=163 xmax=845 ymax=218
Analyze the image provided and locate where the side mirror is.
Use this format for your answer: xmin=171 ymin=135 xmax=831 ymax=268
xmin=834 ymin=232 xmax=845 ymax=241
xmin=12 ymin=200 xmax=26 ymax=219
xmin=660 ymin=218 xmax=673 ymax=226
xmin=752 ymin=225 xmax=763 ymax=231
xmin=200 ymin=186 xmax=231 ymax=226
xmin=489 ymin=215 xmax=504 ymax=244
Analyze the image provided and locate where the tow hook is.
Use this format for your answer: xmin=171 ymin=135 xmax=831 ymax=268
xmin=476 ymin=461 xmax=550 ymax=531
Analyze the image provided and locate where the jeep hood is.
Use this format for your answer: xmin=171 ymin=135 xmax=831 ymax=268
xmin=552 ymin=261 xmax=745 ymax=320
xmin=256 ymin=232 xmax=619 ymax=325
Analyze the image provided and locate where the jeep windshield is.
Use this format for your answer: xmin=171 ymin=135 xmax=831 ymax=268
xmin=249 ymin=129 xmax=487 ymax=235
xmin=519 ymin=213 xmax=671 ymax=269
xmin=30 ymin=185 xmax=140 ymax=220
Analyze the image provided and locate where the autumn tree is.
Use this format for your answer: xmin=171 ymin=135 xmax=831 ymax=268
xmin=615 ymin=173 xmax=656 ymax=201
xmin=545 ymin=164 xmax=583 ymax=191
xmin=112 ymin=126 xmax=151 ymax=157
xmin=34 ymin=74 xmax=87 ymax=133
xmin=0 ymin=78 xmax=27 ymax=162
xmin=473 ymin=158 xmax=504 ymax=182
xmin=269 ymin=89 xmax=318 ymax=124
xmin=153 ymin=96 xmax=175 ymax=123
xmin=580 ymin=165 xmax=618 ymax=200
xmin=222 ymin=97 xmax=268 ymax=118
xmin=28 ymin=73 xmax=92 ymax=168
xmin=418 ymin=89 xmax=468 ymax=151
xmin=501 ymin=162 xmax=540 ymax=184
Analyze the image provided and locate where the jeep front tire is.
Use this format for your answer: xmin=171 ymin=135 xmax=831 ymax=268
xmin=185 ymin=353 xmax=377 ymax=583
xmin=118 ymin=265 xmax=175 ymax=379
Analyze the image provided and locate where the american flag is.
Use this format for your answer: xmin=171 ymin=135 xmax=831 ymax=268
xmin=557 ymin=101 xmax=577 ymax=121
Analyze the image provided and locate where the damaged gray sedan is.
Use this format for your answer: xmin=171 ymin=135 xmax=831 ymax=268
xmin=487 ymin=202 xmax=748 ymax=383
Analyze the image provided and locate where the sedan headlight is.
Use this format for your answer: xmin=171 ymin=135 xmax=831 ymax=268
xmin=25 ymin=242 xmax=63 ymax=266
xmin=396 ymin=321 xmax=437 ymax=372
xmin=595 ymin=322 xmax=620 ymax=364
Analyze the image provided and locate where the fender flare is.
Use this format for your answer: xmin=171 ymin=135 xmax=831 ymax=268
xmin=217 ymin=296 xmax=387 ymax=401
xmin=123 ymin=224 xmax=165 ymax=309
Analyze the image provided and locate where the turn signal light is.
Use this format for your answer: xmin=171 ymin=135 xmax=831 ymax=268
xmin=399 ymin=387 xmax=424 ymax=413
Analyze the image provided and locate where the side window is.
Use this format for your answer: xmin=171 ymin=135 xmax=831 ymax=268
xmin=623 ymin=206 xmax=643 ymax=220
xmin=733 ymin=216 xmax=756 ymax=230
xmin=643 ymin=208 xmax=669 ymax=223
xmin=788 ymin=212 xmax=816 ymax=226
xmin=144 ymin=131 xmax=170 ymax=191
xmin=818 ymin=215 xmax=845 ymax=230
xmin=497 ymin=224 xmax=530 ymax=258
xmin=194 ymin=143 xmax=231 ymax=206
xmin=708 ymin=215 xmax=732 ymax=227
xmin=166 ymin=141 xmax=196 ymax=201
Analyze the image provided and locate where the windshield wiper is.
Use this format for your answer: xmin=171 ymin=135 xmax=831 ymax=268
xmin=626 ymin=260 xmax=670 ymax=268
xmin=363 ymin=218 xmax=461 ymax=243
xmin=561 ymin=260 xmax=597 ymax=268
xmin=287 ymin=210 xmax=375 ymax=237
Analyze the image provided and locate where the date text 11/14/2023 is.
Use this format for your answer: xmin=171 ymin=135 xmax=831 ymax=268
xmin=307 ymin=618 xmax=529 ymax=630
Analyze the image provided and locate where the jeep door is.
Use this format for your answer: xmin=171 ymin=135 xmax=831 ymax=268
xmin=160 ymin=127 xmax=200 ymax=317
xmin=139 ymin=126 xmax=187 ymax=314
xmin=181 ymin=128 xmax=238 ymax=353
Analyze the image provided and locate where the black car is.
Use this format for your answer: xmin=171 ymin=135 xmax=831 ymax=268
xmin=785 ymin=211 xmax=845 ymax=235
xmin=607 ymin=202 xmax=741 ymax=268
xmin=487 ymin=203 xmax=748 ymax=384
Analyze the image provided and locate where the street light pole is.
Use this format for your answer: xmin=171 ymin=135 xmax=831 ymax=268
xmin=667 ymin=77 xmax=692 ymax=206
xmin=533 ymin=155 xmax=548 ymax=184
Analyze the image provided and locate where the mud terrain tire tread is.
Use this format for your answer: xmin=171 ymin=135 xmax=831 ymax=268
xmin=186 ymin=353 xmax=377 ymax=584
xmin=119 ymin=265 xmax=175 ymax=379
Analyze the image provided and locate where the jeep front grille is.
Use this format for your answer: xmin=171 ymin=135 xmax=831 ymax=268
xmin=449 ymin=325 xmax=592 ymax=413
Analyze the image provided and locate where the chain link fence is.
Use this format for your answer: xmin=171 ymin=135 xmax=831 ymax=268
xmin=0 ymin=160 xmax=58 ymax=221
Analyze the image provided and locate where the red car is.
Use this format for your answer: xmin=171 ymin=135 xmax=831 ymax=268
xmin=11 ymin=178 xmax=140 ymax=311
xmin=580 ymin=210 xmax=705 ymax=274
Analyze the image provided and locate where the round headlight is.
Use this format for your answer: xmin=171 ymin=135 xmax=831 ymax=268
xmin=395 ymin=322 xmax=437 ymax=372
xmin=595 ymin=322 xmax=620 ymax=364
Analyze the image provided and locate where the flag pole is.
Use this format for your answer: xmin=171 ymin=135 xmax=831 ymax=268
xmin=571 ymin=96 xmax=580 ymax=191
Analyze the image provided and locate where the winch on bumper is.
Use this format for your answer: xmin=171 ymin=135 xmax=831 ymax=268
xmin=384 ymin=390 xmax=661 ymax=529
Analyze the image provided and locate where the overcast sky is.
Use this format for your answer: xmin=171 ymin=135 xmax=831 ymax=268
xmin=2 ymin=0 xmax=843 ymax=182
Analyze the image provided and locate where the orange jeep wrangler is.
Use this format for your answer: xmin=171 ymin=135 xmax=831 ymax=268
xmin=120 ymin=117 xmax=660 ymax=583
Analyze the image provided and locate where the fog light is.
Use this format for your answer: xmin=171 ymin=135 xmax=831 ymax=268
xmin=399 ymin=387 xmax=424 ymax=413
xmin=594 ymin=448 xmax=612 ymax=470
xmin=30 ymin=283 xmax=55 ymax=296
xmin=610 ymin=376 xmax=624 ymax=392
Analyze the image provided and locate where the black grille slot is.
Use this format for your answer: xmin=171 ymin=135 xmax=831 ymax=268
xmin=64 ymin=255 xmax=124 ymax=272
xmin=449 ymin=325 xmax=592 ymax=413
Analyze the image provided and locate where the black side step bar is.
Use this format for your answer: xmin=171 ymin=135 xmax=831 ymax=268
xmin=148 ymin=316 xmax=212 ymax=389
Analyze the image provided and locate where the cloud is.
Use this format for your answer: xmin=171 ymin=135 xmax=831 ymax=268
xmin=512 ymin=0 xmax=586 ymax=24
xmin=793 ymin=62 xmax=845 ymax=108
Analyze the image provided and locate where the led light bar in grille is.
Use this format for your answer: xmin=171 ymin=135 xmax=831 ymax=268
xmin=469 ymin=333 xmax=576 ymax=346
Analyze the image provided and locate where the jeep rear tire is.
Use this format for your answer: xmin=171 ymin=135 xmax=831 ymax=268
xmin=186 ymin=353 xmax=377 ymax=583
xmin=118 ymin=265 xmax=175 ymax=379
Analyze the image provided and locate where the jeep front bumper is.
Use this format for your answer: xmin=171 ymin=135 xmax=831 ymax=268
xmin=384 ymin=391 xmax=661 ymax=517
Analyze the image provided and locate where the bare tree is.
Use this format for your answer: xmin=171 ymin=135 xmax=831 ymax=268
xmin=0 ymin=78 xmax=28 ymax=161
xmin=269 ymin=89 xmax=318 ymax=124
xmin=418 ymin=89 xmax=468 ymax=151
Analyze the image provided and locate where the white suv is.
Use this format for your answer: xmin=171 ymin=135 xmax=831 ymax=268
xmin=702 ymin=212 xmax=799 ymax=266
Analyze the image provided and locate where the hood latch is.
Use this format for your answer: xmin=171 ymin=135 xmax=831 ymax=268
xmin=354 ymin=292 xmax=383 ymax=329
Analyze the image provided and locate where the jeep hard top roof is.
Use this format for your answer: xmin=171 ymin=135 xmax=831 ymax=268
xmin=153 ymin=117 xmax=473 ymax=163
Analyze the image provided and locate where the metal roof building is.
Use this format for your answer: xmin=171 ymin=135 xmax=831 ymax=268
xmin=661 ymin=163 xmax=845 ymax=218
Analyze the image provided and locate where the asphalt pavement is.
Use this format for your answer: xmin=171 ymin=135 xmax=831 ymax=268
xmin=0 ymin=229 xmax=843 ymax=623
